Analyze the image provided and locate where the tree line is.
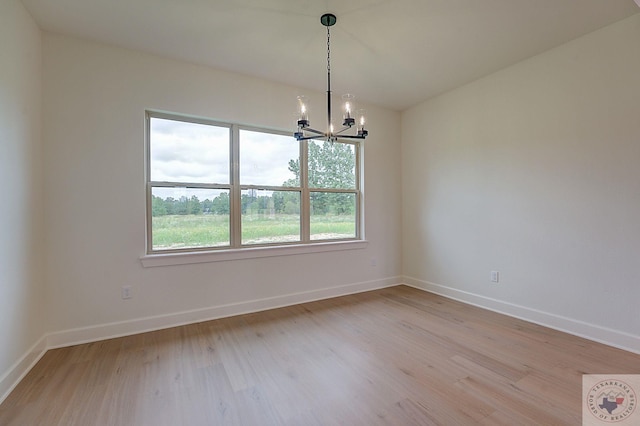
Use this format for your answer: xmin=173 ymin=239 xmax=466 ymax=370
xmin=151 ymin=141 xmax=356 ymax=217
xmin=151 ymin=191 xmax=355 ymax=217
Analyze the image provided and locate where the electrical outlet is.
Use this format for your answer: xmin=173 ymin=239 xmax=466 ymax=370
xmin=121 ymin=285 xmax=132 ymax=299
xmin=490 ymin=271 xmax=500 ymax=283
xmin=370 ymin=258 xmax=377 ymax=267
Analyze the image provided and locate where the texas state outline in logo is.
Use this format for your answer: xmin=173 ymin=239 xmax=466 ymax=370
xmin=586 ymin=378 xmax=637 ymax=423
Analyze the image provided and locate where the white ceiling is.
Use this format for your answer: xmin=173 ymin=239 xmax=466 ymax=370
xmin=21 ymin=0 xmax=639 ymax=111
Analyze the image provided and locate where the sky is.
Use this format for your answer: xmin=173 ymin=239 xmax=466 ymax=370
xmin=150 ymin=117 xmax=299 ymax=200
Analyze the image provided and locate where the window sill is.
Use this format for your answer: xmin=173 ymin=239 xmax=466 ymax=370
xmin=140 ymin=240 xmax=369 ymax=268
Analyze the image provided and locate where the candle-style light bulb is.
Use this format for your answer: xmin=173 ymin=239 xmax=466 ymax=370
xmin=297 ymin=96 xmax=309 ymax=128
xmin=356 ymin=109 xmax=368 ymax=137
xmin=342 ymin=94 xmax=355 ymax=126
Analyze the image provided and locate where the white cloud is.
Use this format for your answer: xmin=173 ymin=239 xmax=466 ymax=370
xmin=150 ymin=118 xmax=298 ymax=187
xmin=239 ymin=129 xmax=298 ymax=186
xmin=150 ymin=118 xmax=230 ymax=183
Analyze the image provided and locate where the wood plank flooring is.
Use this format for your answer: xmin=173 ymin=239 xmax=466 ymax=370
xmin=1 ymin=285 xmax=639 ymax=425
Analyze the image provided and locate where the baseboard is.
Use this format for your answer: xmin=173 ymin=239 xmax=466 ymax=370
xmin=4 ymin=275 xmax=636 ymax=406
xmin=0 ymin=335 xmax=48 ymax=405
xmin=403 ymin=276 xmax=640 ymax=355
xmin=0 ymin=277 xmax=400 ymax=405
xmin=47 ymin=276 xmax=402 ymax=349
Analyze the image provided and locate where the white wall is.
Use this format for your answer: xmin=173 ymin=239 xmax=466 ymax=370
xmin=402 ymin=14 xmax=640 ymax=352
xmin=6 ymin=5 xmax=637 ymax=402
xmin=0 ymin=0 xmax=46 ymax=399
xmin=42 ymin=34 xmax=402 ymax=340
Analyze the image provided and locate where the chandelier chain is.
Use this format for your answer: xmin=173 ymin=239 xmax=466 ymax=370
xmin=326 ymin=26 xmax=331 ymax=76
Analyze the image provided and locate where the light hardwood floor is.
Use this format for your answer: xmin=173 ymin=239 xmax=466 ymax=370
xmin=1 ymin=285 xmax=638 ymax=425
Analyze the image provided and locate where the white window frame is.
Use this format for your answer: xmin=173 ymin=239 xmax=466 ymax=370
xmin=142 ymin=110 xmax=365 ymax=266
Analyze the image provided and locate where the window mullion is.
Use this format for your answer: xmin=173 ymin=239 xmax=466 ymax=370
xmin=300 ymin=140 xmax=310 ymax=242
xmin=230 ymin=124 xmax=241 ymax=247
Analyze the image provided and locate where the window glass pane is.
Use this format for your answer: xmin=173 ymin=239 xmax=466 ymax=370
xmin=150 ymin=117 xmax=230 ymax=184
xmin=241 ymin=189 xmax=300 ymax=245
xmin=240 ymin=129 xmax=299 ymax=187
xmin=310 ymin=192 xmax=356 ymax=240
xmin=308 ymin=141 xmax=356 ymax=189
xmin=151 ymin=187 xmax=230 ymax=250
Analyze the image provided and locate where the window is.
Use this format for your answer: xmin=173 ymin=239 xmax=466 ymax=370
xmin=146 ymin=111 xmax=361 ymax=253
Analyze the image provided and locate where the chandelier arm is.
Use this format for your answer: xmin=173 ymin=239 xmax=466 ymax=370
xmin=296 ymin=132 xmax=364 ymax=142
xmin=300 ymin=127 xmax=325 ymax=136
xmin=335 ymin=126 xmax=354 ymax=135
xmin=329 ymin=134 xmax=366 ymax=140
xmin=296 ymin=134 xmax=331 ymax=141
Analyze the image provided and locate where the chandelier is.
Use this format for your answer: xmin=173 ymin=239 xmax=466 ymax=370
xmin=294 ymin=13 xmax=369 ymax=143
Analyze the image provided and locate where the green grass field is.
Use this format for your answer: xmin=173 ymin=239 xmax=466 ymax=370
xmin=152 ymin=214 xmax=355 ymax=250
